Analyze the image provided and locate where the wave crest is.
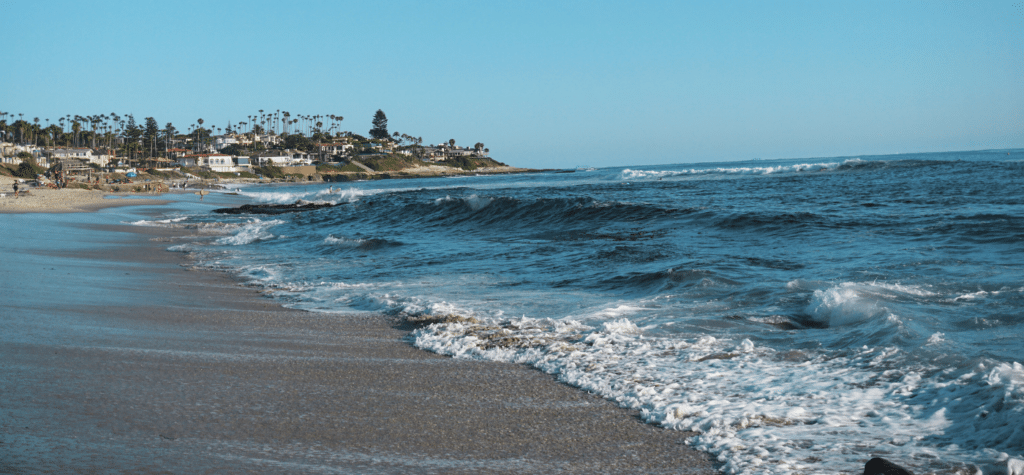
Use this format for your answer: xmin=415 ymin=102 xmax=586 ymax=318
xmin=619 ymin=159 xmax=866 ymax=180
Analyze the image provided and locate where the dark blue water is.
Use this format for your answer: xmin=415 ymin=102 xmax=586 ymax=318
xmin=151 ymin=149 xmax=1024 ymax=474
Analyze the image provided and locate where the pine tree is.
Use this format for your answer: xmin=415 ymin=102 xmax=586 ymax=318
xmin=369 ymin=109 xmax=389 ymax=140
xmin=143 ymin=117 xmax=159 ymax=157
xmin=124 ymin=115 xmax=142 ymax=160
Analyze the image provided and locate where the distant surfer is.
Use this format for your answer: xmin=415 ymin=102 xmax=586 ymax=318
xmin=195 ymin=189 xmax=208 ymax=201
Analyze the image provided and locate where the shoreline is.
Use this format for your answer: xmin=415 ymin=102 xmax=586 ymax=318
xmin=0 ymin=166 xmax=551 ymax=214
xmin=0 ymin=203 xmax=719 ymax=473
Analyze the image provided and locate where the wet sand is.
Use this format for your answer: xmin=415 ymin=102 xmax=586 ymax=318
xmin=0 ymin=217 xmax=719 ymax=473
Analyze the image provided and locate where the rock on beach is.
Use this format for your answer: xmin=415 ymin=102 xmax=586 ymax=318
xmin=864 ymin=457 xmax=914 ymax=475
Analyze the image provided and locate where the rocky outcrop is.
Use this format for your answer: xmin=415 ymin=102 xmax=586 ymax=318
xmin=864 ymin=457 xmax=914 ymax=475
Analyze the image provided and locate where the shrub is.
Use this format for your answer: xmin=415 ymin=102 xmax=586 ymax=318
xmin=436 ymin=156 xmax=507 ymax=171
xmin=335 ymin=162 xmax=365 ymax=173
xmin=15 ymin=160 xmax=47 ymax=179
xmin=253 ymin=165 xmax=285 ymax=179
xmin=359 ymin=154 xmax=421 ymax=171
xmin=145 ymin=168 xmax=177 ymax=179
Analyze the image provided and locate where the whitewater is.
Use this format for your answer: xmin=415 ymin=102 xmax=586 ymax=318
xmin=139 ymin=149 xmax=1024 ymax=474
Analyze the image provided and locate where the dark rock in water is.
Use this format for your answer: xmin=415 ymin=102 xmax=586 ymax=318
xmin=864 ymin=457 xmax=914 ymax=475
xmin=213 ymin=202 xmax=341 ymax=215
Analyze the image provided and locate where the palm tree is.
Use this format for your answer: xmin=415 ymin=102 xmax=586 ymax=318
xmin=72 ymin=121 xmax=81 ymax=148
xmin=164 ymin=122 xmax=176 ymax=157
xmin=90 ymin=115 xmax=100 ymax=149
xmin=196 ymin=118 xmax=204 ymax=153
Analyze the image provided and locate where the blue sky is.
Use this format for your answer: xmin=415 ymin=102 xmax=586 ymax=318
xmin=3 ymin=0 xmax=1022 ymax=168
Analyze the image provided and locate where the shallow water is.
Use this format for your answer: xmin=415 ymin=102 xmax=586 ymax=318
xmin=143 ymin=149 xmax=1024 ymax=474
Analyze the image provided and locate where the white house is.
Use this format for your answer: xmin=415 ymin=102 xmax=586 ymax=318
xmin=3 ymin=145 xmax=49 ymax=166
xmin=49 ymin=147 xmax=114 ymax=167
xmin=178 ymin=153 xmax=249 ymax=172
xmin=255 ymin=134 xmax=282 ymax=146
xmin=419 ymin=145 xmax=486 ymax=162
xmin=167 ymin=148 xmax=190 ymax=159
xmin=204 ymin=154 xmax=240 ymax=173
xmin=51 ymin=148 xmax=92 ymax=161
xmin=254 ymin=151 xmax=294 ymax=167
xmin=177 ymin=154 xmax=202 ymax=168
xmin=90 ymin=149 xmax=115 ymax=167
xmin=213 ymin=135 xmax=238 ymax=151
xmin=317 ymin=142 xmax=353 ymax=156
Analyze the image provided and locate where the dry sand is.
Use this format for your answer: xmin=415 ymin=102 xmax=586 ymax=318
xmin=0 ymin=176 xmax=166 ymax=213
xmin=0 ymin=218 xmax=719 ymax=474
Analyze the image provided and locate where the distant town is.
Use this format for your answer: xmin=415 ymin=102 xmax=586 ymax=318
xmin=0 ymin=109 xmax=507 ymax=182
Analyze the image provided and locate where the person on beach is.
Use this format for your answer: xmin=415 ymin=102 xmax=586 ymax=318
xmin=13 ymin=182 xmax=19 ymax=198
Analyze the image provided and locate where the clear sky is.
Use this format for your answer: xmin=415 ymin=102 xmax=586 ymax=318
xmin=3 ymin=0 xmax=1022 ymax=168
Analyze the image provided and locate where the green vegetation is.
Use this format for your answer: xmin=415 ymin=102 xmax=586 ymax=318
xmin=210 ymin=171 xmax=256 ymax=179
xmin=218 ymin=144 xmax=247 ymax=156
xmin=436 ymin=156 xmax=507 ymax=171
xmin=359 ymin=154 xmax=422 ymax=172
xmin=253 ymin=165 xmax=286 ymax=179
xmin=284 ymin=133 xmax=314 ymax=152
xmin=179 ymin=167 xmax=211 ymax=179
xmin=335 ymin=162 xmax=366 ymax=173
xmin=369 ymin=110 xmax=389 ymax=140
xmin=14 ymin=153 xmax=47 ymax=178
xmin=315 ymin=163 xmax=339 ymax=173
xmin=144 ymin=168 xmax=177 ymax=179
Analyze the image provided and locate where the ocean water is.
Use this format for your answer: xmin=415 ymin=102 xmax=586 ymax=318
xmin=139 ymin=149 xmax=1024 ymax=474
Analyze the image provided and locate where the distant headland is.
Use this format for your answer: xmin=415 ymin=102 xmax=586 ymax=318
xmin=0 ymin=108 xmax=531 ymax=186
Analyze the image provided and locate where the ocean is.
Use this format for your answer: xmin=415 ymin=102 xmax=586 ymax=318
xmin=138 ymin=149 xmax=1024 ymax=474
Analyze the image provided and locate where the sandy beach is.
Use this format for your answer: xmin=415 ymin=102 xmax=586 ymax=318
xmin=0 ymin=175 xmax=166 ymax=213
xmin=0 ymin=205 xmax=719 ymax=473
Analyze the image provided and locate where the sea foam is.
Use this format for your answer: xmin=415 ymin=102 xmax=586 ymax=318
xmin=413 ymin=315 xmax=1024 ymax=474
xmin=618 ymin=159 xmax=864 ymax=180
xmin=216 ymin=219 xmax=284 ymax=245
